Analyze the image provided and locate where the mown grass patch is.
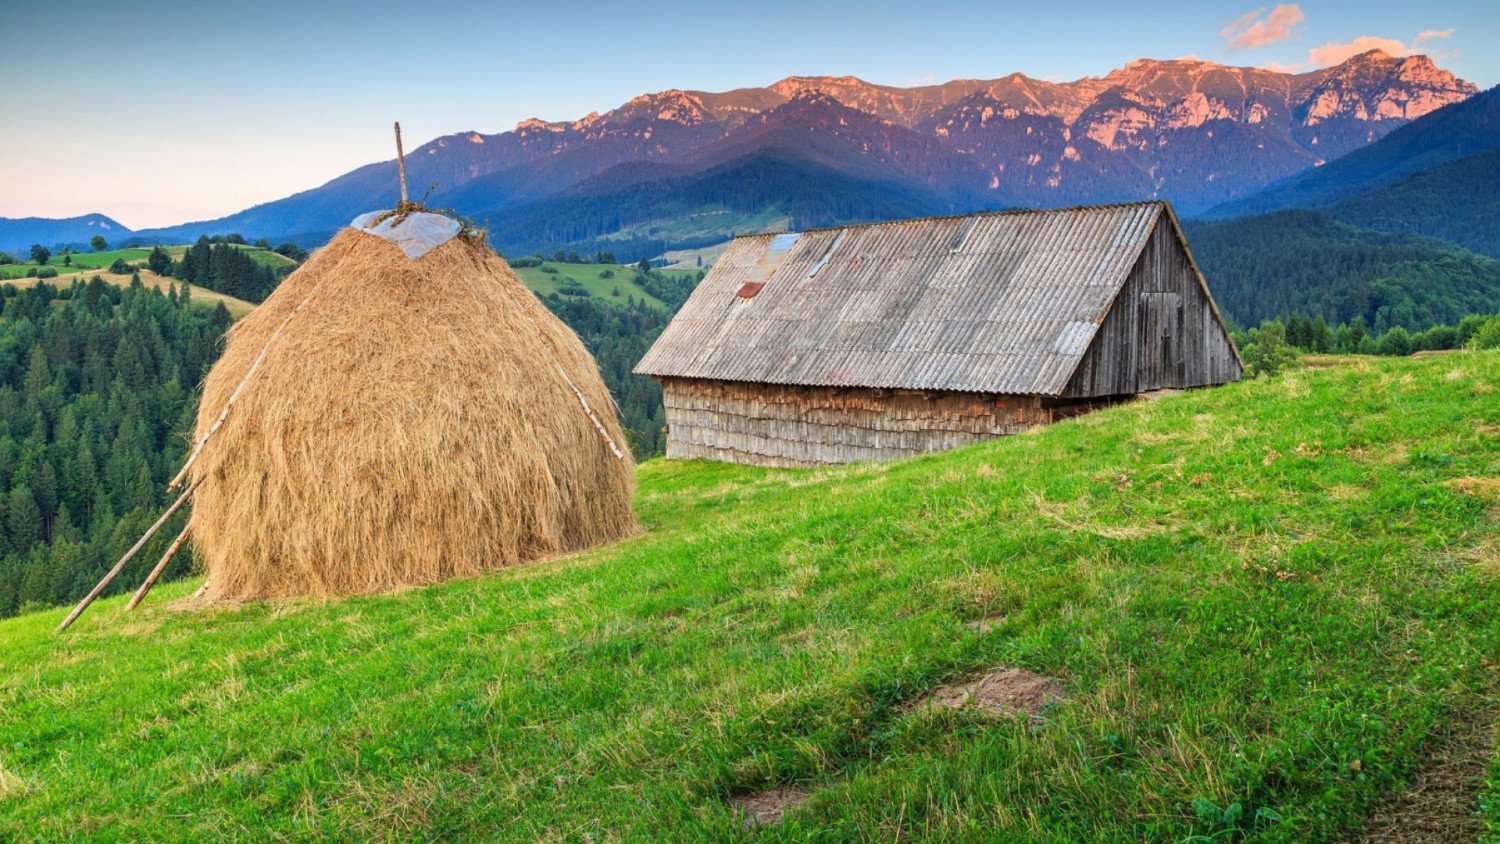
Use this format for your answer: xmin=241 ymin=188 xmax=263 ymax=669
xmin=1 ymin=353 xmax=1498 ymax=840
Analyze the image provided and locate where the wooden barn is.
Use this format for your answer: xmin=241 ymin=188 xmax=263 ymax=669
xmin=634 ymin=201 xmax=1242 ymax=467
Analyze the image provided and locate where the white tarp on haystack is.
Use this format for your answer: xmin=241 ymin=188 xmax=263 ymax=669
xmin=351 ymin=210 xmax=462 ymax=260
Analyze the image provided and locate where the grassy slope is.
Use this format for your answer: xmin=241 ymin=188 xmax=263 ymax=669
xmin=0 ymin=248 xmax=152 ymax=280
xmin=2 ymin=354 xmax=1499 ymax=840
xmin=511 ymin=262 xmax=695 ymax=310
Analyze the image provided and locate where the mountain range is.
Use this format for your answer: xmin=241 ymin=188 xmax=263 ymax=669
xmin=3 ymin=49 xmax=1472 ymax=259
xmin=6 ymin=51 xmax=1498 ymax=335
xmin=1183 ymin=84 xmax=1500 ymax=331
xmin=0 ymin=214 xmax=131 ymax=255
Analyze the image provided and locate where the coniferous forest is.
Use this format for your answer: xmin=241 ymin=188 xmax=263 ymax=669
xmin=156 ymin=237 xmax=290 ymax=303
xmin=0 ymin=277 xmax=230 ymax=618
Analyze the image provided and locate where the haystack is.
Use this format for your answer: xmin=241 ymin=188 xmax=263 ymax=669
xmin=185 ymin=210 xmax=636 ymax=601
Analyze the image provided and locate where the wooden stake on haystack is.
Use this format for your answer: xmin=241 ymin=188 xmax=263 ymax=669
xmin=556 ymin=365 xmax=626 ymax=460
xmin=395 ymin=121 xmax=409 ymax=207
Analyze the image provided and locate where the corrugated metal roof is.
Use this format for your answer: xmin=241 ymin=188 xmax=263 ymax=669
xmin=635 ymin=202 xmax=1171 ymax=396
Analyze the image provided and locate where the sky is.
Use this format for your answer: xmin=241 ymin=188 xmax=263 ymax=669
xmin=1 ymin=0 xmax=1495 ymax=229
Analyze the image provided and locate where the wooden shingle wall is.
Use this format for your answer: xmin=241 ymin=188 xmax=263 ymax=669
xmin=661 ymin=378 xmax=1115 ymax=467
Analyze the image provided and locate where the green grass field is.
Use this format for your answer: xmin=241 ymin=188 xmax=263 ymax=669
xmin=512 ymin=262 xmax=694 ymax=310
xmin=2 ymin=353 xmax=1499 ymax=840
xmin=2 ymin=245 xmax=291 ymax=280
xmin=0 ymin=248 xmax=153 ymax=280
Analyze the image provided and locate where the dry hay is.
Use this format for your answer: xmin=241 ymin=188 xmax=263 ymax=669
xmin=915 ymin=667 xmax=1063 ymax=717
xmin=0 ymin=761 xmax=26 ymax=801
xmin=731 ymin=786 xmax=809 ymax=828
xmin=188 ymin=227 xmax=635 ymax=602
xmin=1448 ymin=477 xmax=1500 ymax=501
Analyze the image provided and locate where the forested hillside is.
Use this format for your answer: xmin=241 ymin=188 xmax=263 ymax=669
xmin=0 ymin=277 xmax=231 ymax=619
xmin=1321 ymin=148 xmax=1500 ymax=260
xmin=155 ymin=238 xmax=295 ymax=303
xmin=1187 ymin=211 xmax=1500 ymax=331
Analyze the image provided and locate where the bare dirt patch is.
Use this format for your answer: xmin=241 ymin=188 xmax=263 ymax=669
xmin=917 ymin=668 xmax=1062 ymax=717
xmin=731 ymin=786 xmax=809 ymax=829
xmin=1357 ymin=705 xmax=1498 ymax=843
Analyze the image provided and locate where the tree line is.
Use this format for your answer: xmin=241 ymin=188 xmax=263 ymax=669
xmin=147 ymin=237 xmax=296 ymax=303
xmin=1233 ymin=310 xmax=1500 ymax=377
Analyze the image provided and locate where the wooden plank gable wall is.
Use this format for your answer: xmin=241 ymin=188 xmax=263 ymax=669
xmin=1064 ymin=218 xmax=1242 ymax=397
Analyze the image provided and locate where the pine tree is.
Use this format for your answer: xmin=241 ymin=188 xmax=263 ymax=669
xmin=6 ymin=485 xmax=42 ymax=554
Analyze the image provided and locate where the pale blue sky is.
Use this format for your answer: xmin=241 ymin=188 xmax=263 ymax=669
xmin=1 ymin=0 xmax=1494 ymax=228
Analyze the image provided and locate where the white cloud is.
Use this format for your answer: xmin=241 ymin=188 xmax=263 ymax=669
xmin=1414 ymin=28 xmax=1456 ymax=44
xmin=1261 ymin=28 xmax=1458 ymax=72
xmin=1221 ymin=4 xmax=1306 ymax=50
xmin=1306 ymin=35 xmax=1410 ymax=67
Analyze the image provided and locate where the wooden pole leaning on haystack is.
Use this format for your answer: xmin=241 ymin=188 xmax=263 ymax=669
xmin=168 ymin=289 xmax=318 ymax=490
xmin=556 ymin=364 xmax=626 ymax=460
xmin=55 ymin=479 xmax=200 ymax=633
xmin=125 ymin=525 xmax=193 ymax=611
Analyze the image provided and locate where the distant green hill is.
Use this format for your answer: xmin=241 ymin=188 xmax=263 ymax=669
xmin=1318 ymin=147 xmax=1500 ymax=260
xmin=1188 ymin=210 xmax=1500 ymax=330
xmin=4 ymin=352 xmax=1500 ymax=839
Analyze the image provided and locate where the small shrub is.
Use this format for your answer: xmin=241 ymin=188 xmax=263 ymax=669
xmin=35 ymin=267 xmax=58 ymax=279
xmin=599 ymin=269 xmax=615 ymax=279
xmin=540 ymin=265 xmax=559 ymax=275
xmin=1240 ymin=320 xmax=1298 ymax=378
xmin=557 ymin=279 xmax=591 ymax=297
xmin=1470 ymin=317 xmax=1500 ymax=351
xmin=109 ymin=258 xmax=132 ymax=274
xmin=1376 ymin=326 xmax=1412 ymax=356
